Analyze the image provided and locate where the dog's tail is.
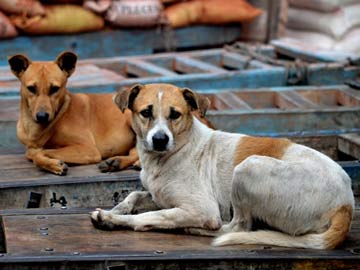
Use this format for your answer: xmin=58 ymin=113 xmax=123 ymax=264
xmin=213 ymin=205 xmax=353 ymax=250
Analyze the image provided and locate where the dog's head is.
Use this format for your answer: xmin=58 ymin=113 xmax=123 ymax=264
xmin=114 ymin=83 xmax=210 ymax=154
xmin=8 ymin=51 xmax=77 ymax=125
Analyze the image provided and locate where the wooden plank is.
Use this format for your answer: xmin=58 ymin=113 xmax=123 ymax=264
xmin=338 ymin=134 xmax=360 ymax=160
xmin=0 ymin=155 xmax=139 ymax=187
xmin=207 ymin=109 xmax=360 ymax=136
xmin=215 ymin=92 xmax=252 ymax=109
xmin=337 ymin=90 xmax=360 ymax=107
xmin=222 ymin=52 xmax=251 ymax=70
xmin=174 ymin=56 xmax=226 ymax=74
xmin=1 ymin=210 xmax=360 ymax=266
xmin=125 ymin=59 xmax=177 ymax=77
xmin=236 ymin=91 xmax=276 ymax=109
xmin=276 ymin=91 xmax=320 ymax=109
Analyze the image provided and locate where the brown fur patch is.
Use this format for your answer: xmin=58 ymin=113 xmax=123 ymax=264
xmin=234 ymin=136 xmax=292 ymax=165
xmin=323 ymin=204 xmax=353 ymax=249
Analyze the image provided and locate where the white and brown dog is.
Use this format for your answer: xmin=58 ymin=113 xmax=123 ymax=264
xmin=91 ymin=83 xmax=355 ymax=249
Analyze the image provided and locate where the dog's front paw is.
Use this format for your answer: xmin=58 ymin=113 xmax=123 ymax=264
xmin=98 ymin=158 xmax=121 ymax=173
xmin=90 ymin=208 xmax=116 ymax=230
xmin=50 ymin=160 xmax=68 ymax=175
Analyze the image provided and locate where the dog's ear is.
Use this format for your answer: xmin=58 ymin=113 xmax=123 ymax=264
xmin=8 ymin=54 xmax=31 ymax=78
xmin=114 ymin=84 xmax=143 ymax=113
xmin=182 ymin=88 xmax=210 ymax=117
xmin=55 ymin=51 xmax=77 ymax=77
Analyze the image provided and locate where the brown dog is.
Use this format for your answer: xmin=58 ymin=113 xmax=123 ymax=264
xmin=8 ymin=51 xmax=138 ymax=175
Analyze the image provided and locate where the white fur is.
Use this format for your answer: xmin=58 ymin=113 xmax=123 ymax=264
xmin=92 ymin=115 xmax=354 ymax=249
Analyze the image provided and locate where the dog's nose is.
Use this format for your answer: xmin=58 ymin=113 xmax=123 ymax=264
xmin=152 ymin=131 xmax=169 ymax=151
xmin=36 ymin=111 xmax=49 ymax=124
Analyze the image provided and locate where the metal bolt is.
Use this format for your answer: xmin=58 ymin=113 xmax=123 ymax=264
xmin=40 ymin=232 xmax=48 ymax=236
xmin=154 ymin=250 xmax=165 ymax=254
xmin=73 ymin=251 xmax=80 ymax=255
xmin=61 ymin=206 xmax=67 ymax=210
xmin=0 ymin=254 xmax=4 ymax=257
xmin=40 ymin=227 xmax=48 ymax=231
xmin=44 ymin=248 xmax=54 ymax=252
xmin=351 ymin=248 xmax=360 ymax=254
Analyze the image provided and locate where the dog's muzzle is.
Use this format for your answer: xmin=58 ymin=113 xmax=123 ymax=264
xmin=36 ymin=111 xmax=50 ymax=124
xmin=152 ymin=131 xmax=169 ymax=152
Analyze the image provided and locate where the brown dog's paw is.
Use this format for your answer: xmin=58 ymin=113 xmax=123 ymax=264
xmin=58 ymin=161 xmax=68 ymax=176
xmin=90 ymin=208 xmax=116 ymax=230
xmin=98 ymin=158 xmax=121 ymax=173
xmin=50 ymin=160 xmax=68 ymax=176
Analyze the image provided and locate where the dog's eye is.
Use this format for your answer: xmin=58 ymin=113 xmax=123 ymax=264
xmin=140 ymin=108 xmax=152 ymax=118
xmin=27 ymin=86 xmax=36 ymax=94
xmin=49 ymin=86 xmax=60 ymax=95
xmin=169 ymin=110 xmax=181 ymax=120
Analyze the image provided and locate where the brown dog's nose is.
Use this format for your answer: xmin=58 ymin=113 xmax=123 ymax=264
xmin=36 ymin=111 xmax=49 ymax=124
xmin=152 ymin=131 xmax=169 ymax=151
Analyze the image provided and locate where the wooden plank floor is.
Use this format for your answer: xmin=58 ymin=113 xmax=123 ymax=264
xmin=0 ymin=154 xmax=139 ymax=188
xmin=0 ymin=209 xmax=360 ymax=269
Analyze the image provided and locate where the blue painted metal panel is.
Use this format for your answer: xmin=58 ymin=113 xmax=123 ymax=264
xmin=0 ymin=25 xmax=242 ymax=66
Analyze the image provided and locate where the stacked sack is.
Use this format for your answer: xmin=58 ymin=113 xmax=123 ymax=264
xmin=0 ymin=0 xmax=104 ymax=38
xmin=84 ymin=0 xmax=261 ymax=28
xmin=283 ymin=0 xmax=360 ymax=54
xmin=1 ymin=0 xmax=261 ymax=39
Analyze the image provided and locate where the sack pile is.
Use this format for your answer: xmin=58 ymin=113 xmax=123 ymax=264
xmin=282 ymin=0 xmax=360 ymax=54
xmin=84 ymin=0 xmax=163 ymax=28
xmin=0 ymin=0 xmax=261 ymax=39
xmin=0 ymin=0 xmax=104 ymax=38
xmin=162 ymin=0 xmax=261 ymax=28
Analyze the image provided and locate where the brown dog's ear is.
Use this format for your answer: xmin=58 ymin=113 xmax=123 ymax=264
xmin=182 ymin=88 xmax=210 ymax=117
xmin=8 ymin=54 xmax=31 ymax=78
xmin=55 ymin=51 xmax=77 ymax=77
xmin=114 ymin=84 xmax=143 ymax=113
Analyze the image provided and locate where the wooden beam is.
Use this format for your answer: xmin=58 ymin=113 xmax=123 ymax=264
xmin=338 ymin=134 xmax=360 ymax=160
xmin=216 ymin=92 xmax=252 ymax=109
xmin=174 ymin=57 xmax=226 ymax=74
xmin=276 ymin=91 xmax=321 ymax=109
xmin=125 ymin=59 xmax=177 ymax=77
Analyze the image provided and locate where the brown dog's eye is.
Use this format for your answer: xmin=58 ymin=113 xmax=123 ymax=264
xmin=49 ymin=86 xmax=60 ymax=95
xmin=140 ymin=108 xmax=152 ymax=118
xmin=27 ymin=86 xmax=36 ymax=94
xmin=169 ymin=109 xmax=181 ymax=120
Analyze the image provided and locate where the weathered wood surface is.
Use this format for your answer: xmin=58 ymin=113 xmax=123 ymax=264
xmin=0 ymin=133 xmax=360 ymax=210
xmin=206 ymin=86 xmax=360 ymax=136
xmin=1 ymin=47 xmax=359 ymax=97
xmin=0 ymin=154 xmax=140 ymax=209
xmin=0 ymin=209 xmax=359 ymax=269
xmin=1 ymin=86 xmax=360 ymax=151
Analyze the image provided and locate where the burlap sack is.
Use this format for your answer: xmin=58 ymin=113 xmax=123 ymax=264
xmin=165 ymin=0 xmax=262 ymax=28
xmin=0 ymin=11 xmax=18 ymax=39
xmin=83 ymin=0 xmax=112 ymax=14
xmin=11 ymin=5 xmax=104 ymax=35
xmin=0 ymin=0 xmax=45 ymax=16
xmin=105 ymin=0 xmax=163 ymax=27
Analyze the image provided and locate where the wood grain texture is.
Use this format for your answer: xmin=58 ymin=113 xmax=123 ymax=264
xmin=2 ymin=209 xmax=360 ymax=258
